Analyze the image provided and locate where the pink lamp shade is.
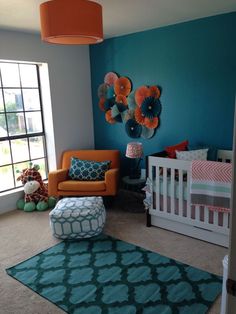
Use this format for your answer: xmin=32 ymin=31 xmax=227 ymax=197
xmin=126 ymin=142 xmax=143 ymax=159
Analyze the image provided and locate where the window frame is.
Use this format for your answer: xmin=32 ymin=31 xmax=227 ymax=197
xmin=0 ymin=61 xmax=48 ymax=193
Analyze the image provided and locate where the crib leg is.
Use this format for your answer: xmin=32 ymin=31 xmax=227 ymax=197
xmin=146 ymin=211 xmax=151 ymax=227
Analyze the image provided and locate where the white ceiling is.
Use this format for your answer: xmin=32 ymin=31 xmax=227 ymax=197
xmin=0 ymin=0 xmax=235 ymax=39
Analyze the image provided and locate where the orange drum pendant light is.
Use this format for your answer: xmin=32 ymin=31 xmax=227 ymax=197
xmin=40 ymin=0 xmax=103 ymax=45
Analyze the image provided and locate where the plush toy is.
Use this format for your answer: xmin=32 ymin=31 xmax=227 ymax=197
xmin=16 ymin=163 xmax=57 ymax=212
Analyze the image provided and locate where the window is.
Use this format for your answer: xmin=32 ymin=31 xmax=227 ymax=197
xmin=0 ymin=61 xmax=48 ymax=192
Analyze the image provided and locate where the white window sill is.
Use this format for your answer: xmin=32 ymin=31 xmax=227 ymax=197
xmin=0 ymin=187 xmax=24 ymax=197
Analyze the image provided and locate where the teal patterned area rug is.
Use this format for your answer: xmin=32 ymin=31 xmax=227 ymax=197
xmin=6 ymin=234 xmax=222 ymax=314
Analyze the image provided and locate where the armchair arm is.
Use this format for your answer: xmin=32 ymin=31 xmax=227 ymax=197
xmin=48 ymin=169 xmax=68 ymax=196
xmin=105 ymin=168 xmax=119 ymax=195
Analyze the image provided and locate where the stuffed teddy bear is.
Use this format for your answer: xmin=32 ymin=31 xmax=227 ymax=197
xmin=16 ymin=163 xmax=57 ymax=212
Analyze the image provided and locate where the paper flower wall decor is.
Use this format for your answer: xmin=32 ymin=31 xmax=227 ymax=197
xmin=125 ymin=119 xmax=142 ymax=138
xmin=105 ymin=110 xmax=116 ymax=124
xmin=149 ymin=85 xmax=161 ymax=98
xmin=133 ymin=85 xmax=162 ymax=133
xmin=135 ymin=85 xmax=150 ymax=107
xmin=134 ymin=107 xmax=145 ymax=125
xmin=141 ymin=126 xmax=155 ymax=139
xmin=114 ymin=77 xmax=132 ymax=96
xmin=98 ymin=97 xmax=106 ymax=112
xmin=97 ymin=72 xmax=130 ymax=124
xmin=127 ymin=92 xmax=136 ymax=110
xmin=97 ymin=83 xmax=108 ymax=98
xmin=104 ymin=97 xmax=115 ymax=112
xmin=106 ymin=86 xmax=115 ymax=99
xmin=141 ymin=96 xmax=161 ymax=119
xmin=111 ymin=103 xmax=127 ymax=123
xmin=116 ymin=95 xmax=128 ymax=106
xmin=97 ymin=71 xmax=162 ymax=138
xmin=104 ymin=72 xmax=119 ymax=86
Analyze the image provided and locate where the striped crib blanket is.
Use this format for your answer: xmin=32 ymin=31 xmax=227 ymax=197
xmin=190 ymin=160 xmax=232 ymax=212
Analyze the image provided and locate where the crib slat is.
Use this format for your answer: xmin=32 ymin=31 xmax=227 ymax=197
xmin=213 ymin=211 xmax=218 ymax=226
xmin=163 ymin=167 xmax=167 ymax=212
xmin=170 ymin=168 xmax=175 ymax=214
xmin=186 ymin=171 xmax=191 ymax=218
xmin=195 ymin=206 xmax=200 ymax=221
xmin=204 ymin=206 xmax=208 ymax=223
xmin=156 ymin=166 xmax=160 ymax=211
xmin=223 ymin=212 xmax=228 ymax=228
xmin=149 ymin=165 xmax=154 ymax=210
xmin=207 ymin=208 xmax=211 ymax=224
xmin=178 ymin=170 xmax=183 ymax=217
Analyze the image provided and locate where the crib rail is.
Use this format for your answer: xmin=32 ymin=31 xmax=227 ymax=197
xmin=217 ymin=149 xmax=233 ymax=163
xmin=148 ymin=156 xmax=230 ymax=246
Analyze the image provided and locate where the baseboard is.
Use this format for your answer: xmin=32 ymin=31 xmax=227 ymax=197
xmin=0 ymin=189 xmax=24 ymax=215
xmin=151 ymin=215 xmax=229 ymax=247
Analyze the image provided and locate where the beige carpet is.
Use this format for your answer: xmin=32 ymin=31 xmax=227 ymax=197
xmin=0 ymin=206 xmax=227 ymax=313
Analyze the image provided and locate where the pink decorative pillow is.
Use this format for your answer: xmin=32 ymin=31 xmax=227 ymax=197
xmin=165 ymin=140 xmax=189 ymax=158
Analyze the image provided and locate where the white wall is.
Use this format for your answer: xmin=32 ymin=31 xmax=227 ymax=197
xmin=0 ymin=29 xmax=94 ymax=213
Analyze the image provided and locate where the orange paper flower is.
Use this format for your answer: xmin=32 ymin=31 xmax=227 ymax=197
xmin=98 ymin=97 xmax=106 ymax=111
xmin=115 ymin=94 xmax=128 ymax=106
xmin=105 ymin=110 xmax=116 ymax=124
xmin=114 ymin=77 xmax=132 ymax=96
xmin=149 ymin=86 xmax=161 ymax=99
xmin=144 ymin=117 xmax=159 ymax=129
xmin=134 ymin=107 xmax=145 ymax=125
xmin=135 ymin=86 xmax=150 ymax=107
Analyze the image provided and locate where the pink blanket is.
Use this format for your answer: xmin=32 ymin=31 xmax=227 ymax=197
xmin=190 ymin=160 xmax=232 ymax=212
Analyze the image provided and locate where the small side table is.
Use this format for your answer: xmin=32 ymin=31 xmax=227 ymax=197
xmin=122 ymin=176 xmax=146 ymax=192
xmin=120 ymin=176 xmax=146 ymax=212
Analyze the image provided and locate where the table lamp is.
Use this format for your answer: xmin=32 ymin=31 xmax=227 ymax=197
xmin=125 ymin=142 xmax=143 ymax=179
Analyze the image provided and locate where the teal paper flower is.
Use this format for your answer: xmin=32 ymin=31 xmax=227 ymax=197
xmin=107 ymin=86 xmax=115 ymax=99
xmin=125 ymin=119 xmax=142 ymax=138
xmin=111 ymin=103 xmax=127 ymax=123
xmin=127 ymin=91 xmax=137 ymax=110
xmin=141 ymin=97 xmax=161 ymax=119
xmin=104 ymin=97 xmax=115 ymax=111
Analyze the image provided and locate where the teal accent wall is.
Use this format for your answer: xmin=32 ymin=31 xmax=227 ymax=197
xmin=90 ymin=13 xmax=236 ymax=171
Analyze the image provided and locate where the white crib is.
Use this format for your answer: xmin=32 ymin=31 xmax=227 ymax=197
xmin=146 ymin=150 xmax=232 ymax=247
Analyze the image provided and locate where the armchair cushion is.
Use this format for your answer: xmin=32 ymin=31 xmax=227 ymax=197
xmin=69 ymin=158 xmax=111 ymax=181
xmin=58 ymin=180 xmax=106 ymax=192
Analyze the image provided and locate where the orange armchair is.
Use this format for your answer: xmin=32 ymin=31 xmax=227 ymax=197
xmin=48 ymin=150 xmax=120 ymax=197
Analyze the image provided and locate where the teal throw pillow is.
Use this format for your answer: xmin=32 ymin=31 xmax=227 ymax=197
xmin=69 ymin=158 xmax=111 ymax=181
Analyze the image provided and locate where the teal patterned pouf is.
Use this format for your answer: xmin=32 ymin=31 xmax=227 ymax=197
xmin=49 ymin=197 xmax=106 ymax=239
